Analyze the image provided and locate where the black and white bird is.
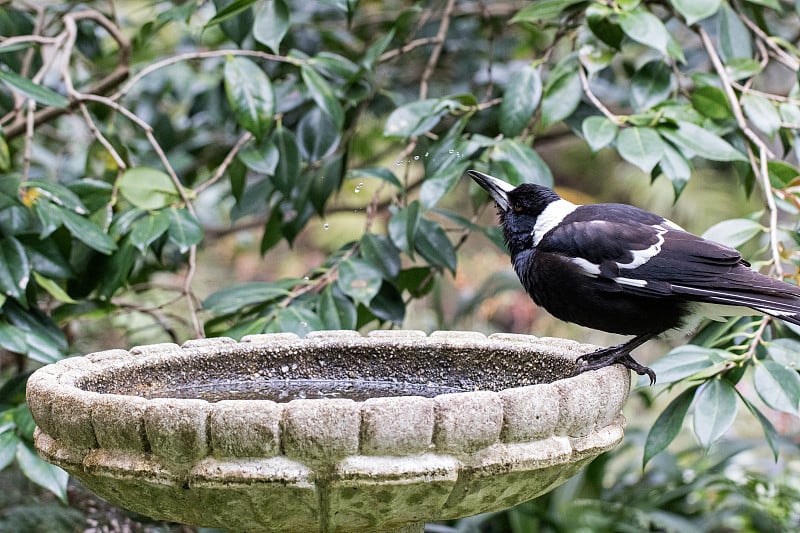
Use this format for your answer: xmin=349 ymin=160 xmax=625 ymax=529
xmin=468 ymin=170 xmax=800 ymax=384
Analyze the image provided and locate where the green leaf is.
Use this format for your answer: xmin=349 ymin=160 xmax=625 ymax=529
xmin=167 ymin=207 xmax=203 ymax=253
xmin=499 ymin=65 xmax=542 ymax=137
xmin=725 ymin=58 xmax=762 ymax=81
xmin=540 ymin=58 xmax=581 ymax=127
xmin=319 ymin=285 xmax=357 ymax=330
xmin=742 ymin=93 xmax=781 ymax=137
xmin=619 ymin=9 xmax=669 ymax=56
xmin=658 ymin=141 xmax=692 ymax=197
xmin=271 ymin=126 xmax=300 ymax=194
xmin=0 ymin=431 xmax=19 ymax=471
xmin=96 ymin=239 xmax=136 ymax=298
xmin=768 ymin=338 xmax=800 ymax=367
xmin=129 ymin=210 xmax=170 ymax=253
xmin=32 ymin=272 xmax=76 ymax=304
xmin=360 ymin=233 xmax=401 ymax=279
xmin=658 ymin=121 xmax=747 ymax=162
xmin=617 ymin=127 xmax=665 ymax=173
xmin=238 ymin=136 xmax=279 ymax=174
xmin=203 ymin=282 xmax=291 ymax=314
xmin=346 ymin=167 xmax=403 ymax=189
xmin=384 ymin=99 xmax=444 ymax=138
xmin=779 ymin=102 xmax=800 ymax=125
xmin=490 ymin=139 xmax=554 ymax=187
xmin=337 ymin=258 xmax=383 ymax=305
xmin=648 ymin=345 xmax=726 ymax=384
xmin=26 ymin=238 xmax=74 ymax=279
xmin=754 ymin=360 xmax=800 ymax=415
xmin=420 ymin=159 xmax=471 ymax=209
xmin=738 ymin=392 xmax=780 ymax=461
xmin=23 ymin=180 xmax=88 ymax=214
xmin=0 ymin=68 xmax=69 ymax=108
xmin=0 ymin=321 xmax=27 ymax=354
xmin=510 ymin=0 xmax=586 ymax=23
xmin=4 ymin=302 xmax=66 ymax=363
xmin=0 ymin=237 xmax=29 ymax=299
xmin=0 ymin=135 xmax=9 ymax=172
xmin=301 ymin=64 xmax=344 ymax=130
xmin=58 ymin=208 xmax=117 ymax=254
xmin=253 ymin=0 xmax=290 ymax=54
xmin=397 ymin=267 xmax=435 ymax=298
xmin=118 ymin=167 xmax=180 ymax=210
xmin=415 ymin=218 xmax=457 ymax=274
xmin=205 ymin=0 xmax=258 ymax=29
xmin=368 ymin=282 xmax=405 ymax=324
xmin=718 ymin=4 xmax=753 ymax=63
xmin=671 ymin=0 xmax=720 ymax=25
xmin=702 ymin=218 xmax=764 ymax=248
xmin=693 ymin=378 xmax=737 ymax=448
xmin=297 ymin=106 xmax=341 ymax=162
xmin=643 ymin=386 xmax=696 ymax=466
xmin=744 ymin=0 xmax=781 ymax=10
xmin=630 ymin=61 xmax=672 ymax=111
xmin=388 ymin=202 xmax=421 ymax=257
xmin=586 ymin=4 xmax=624 ymax=49
xmin=17 ymin=442 xmax=69 ymax=502
xmin=225 ymin=56 xmax=275 ymax=140
xmin=691 ymin=85 xmax=732 ymax=120
xmin=277 ymin=306 xmax=325 ymax=336
xmin=582 ymin=116 xmax=618 ymax=152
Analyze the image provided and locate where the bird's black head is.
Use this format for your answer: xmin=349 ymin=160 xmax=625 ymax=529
xmin=468 ymin=170 xmax=561 ymax=256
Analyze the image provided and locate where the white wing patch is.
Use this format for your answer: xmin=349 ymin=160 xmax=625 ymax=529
xmin=615 ymin=276 xmax=648 ymax=288
xmin=568 ymin=257 xmax=601 ymax=277
xmin=616 ymin=224 xmax=668 ymax=270
xmin=532 ymin=199 xmax=578 ymax=246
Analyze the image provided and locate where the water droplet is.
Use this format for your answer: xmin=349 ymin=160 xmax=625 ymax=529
xmin=414 ymin=155 xmax=420 ymax=160
xmin=303 ymin=276 xmax=310 ymax=281
xmin=455 ymin=151 xmax=461 ymax=157
xmin=395 ymin=160 xmax=404 ymax=166
xmin=300 ymin=321 xmax=308 ymax=328
xmin=323 ymin=223 xmax=329 ymax=230
xmin=424 ymin=152 xmax=429 ymax=157
xmin=448 ymin=149 xmax=454 ymax=154
xmin=355 ymin=182 xmax=364 ymax=193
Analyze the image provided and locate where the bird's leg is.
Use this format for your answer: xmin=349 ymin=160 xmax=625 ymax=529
xmin=575 ymin=332 xmax=659 ymax=384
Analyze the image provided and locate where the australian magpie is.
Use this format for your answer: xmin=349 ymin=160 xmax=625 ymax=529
xmin=468 ymin=169 xmax=800 ymax=384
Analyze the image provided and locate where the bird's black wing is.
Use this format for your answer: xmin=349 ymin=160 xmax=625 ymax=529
xmin=539 ymin=204 xmax=800 ymax=323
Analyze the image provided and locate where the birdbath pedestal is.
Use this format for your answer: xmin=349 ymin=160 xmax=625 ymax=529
xmin=26 ymin=330 xmax=630 ymax=533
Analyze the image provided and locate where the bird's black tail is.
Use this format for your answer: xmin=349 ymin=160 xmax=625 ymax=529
xmin=672 ymin=282 xmax=800 ymax=326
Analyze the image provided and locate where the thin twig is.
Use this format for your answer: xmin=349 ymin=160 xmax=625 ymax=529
xmin=195 ymin=131 xmax=253 ymax=195
xmin=578 ymin=64 xmax=621 ymax=124
xmin=379 ymin=37 xmax=439 ymax=62
xmin=760 ymin=145 xmax=784 ymax=277
xmin=697 ymin=27 xmax=775 ymax=159
xmin=419 ymin=0 xmax=457 ymax=100
xmin=738 ymin=11 xmax=800 ymax=71
xmin=113 ymin=49 xmax=302 ymax=101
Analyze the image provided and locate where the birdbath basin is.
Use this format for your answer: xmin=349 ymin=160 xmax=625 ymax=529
xmin=27 ymin=330 xmax=630 ymax=532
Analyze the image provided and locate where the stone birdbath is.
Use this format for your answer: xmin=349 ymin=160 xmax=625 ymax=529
xmin=26 ymin=330 xmax=630 ymax=533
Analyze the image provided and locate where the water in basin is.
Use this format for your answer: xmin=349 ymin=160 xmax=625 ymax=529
xmin=144 ymin=378 xmax=468 ymax=402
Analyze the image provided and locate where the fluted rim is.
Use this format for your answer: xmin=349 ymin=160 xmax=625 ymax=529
xmin=28 ymin=330 xmax=630 ymax=468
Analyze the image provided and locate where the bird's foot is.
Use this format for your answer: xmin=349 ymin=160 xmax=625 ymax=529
xmin=575 ymin=345 xmax=656 ymax=385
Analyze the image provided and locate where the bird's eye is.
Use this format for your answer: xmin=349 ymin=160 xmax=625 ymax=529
xmin=514 ymin=205 xmax=523 ymax=213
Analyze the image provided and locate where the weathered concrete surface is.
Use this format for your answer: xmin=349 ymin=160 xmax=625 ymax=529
xmin=27 ymin=330 xmax=630 ymax=533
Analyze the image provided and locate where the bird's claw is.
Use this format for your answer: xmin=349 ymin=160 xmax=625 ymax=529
xmin=574 ymin=349 xmax=656 ymax=385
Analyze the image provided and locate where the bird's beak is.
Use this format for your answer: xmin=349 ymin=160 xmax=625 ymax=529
xmin=467 ymin=170 xmax=515 ymax=212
